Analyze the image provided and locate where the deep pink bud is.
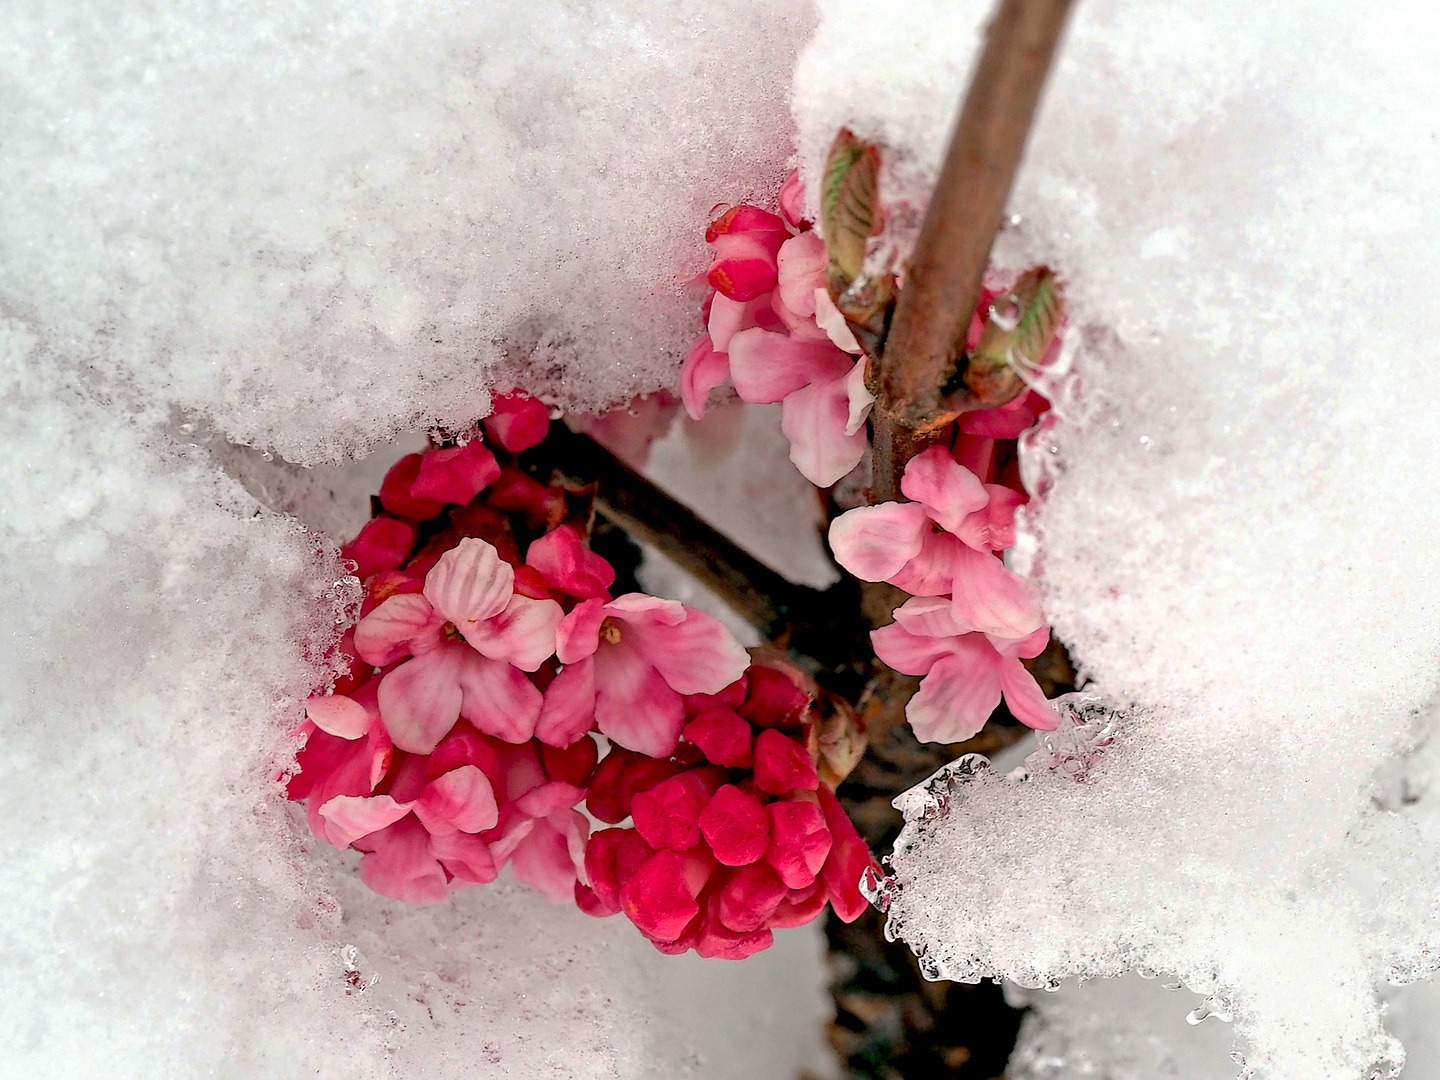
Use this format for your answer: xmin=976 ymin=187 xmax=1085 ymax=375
xmin=575 ymin=881 xmax=617 ymax=918
xmin=753 ymin=728 xmax=819 ymax=795
xmin=765 ymin=797 xmax=832 ymax=889
xmin=714 ymin=860 xmax=788 ymax=933
xmin=527 ymin=525 xmax=616 ymax=600
xmin=695 ymin=901 xmax=774 ymax=960
xmin=378 ymin=453 xmax=446 ymax=521
xmin=818 ymin=784 xmax=877 ymax=923
xmin=699 ymin=784 xmax=771 ymax=866
xmin=739 ymin=666 xmax=809 ymax=728
xmin=541 ymin=735 xmax=598 ymax=788
xmin=483 ymin=392 xmax=551 ymax=452
xmin=486 ymin=467 xmax=567 ymax=529
xmin=342 ymin=517 xmax=417 ymax=580
xmin=585 ymin=747 xmax=636 ymax=823
xmin=584 ymin=827 xmax=630 ymax=910
xmin=631 ymin=772 xmax=715 ymax=852
xmin=683 ymin=707 xmax=753 ymax=768
xmin=769 ymin=879 xmax=830 ymax=928
xmin=410 ymin=440 xmax=501 ymax=505
xmin=621 ymin=851 xmax=701 ymax=942
xmin=705 ymin=206 xmax=789 ymax=302
xmin=684 ymin=675 xmax=749 ymax=717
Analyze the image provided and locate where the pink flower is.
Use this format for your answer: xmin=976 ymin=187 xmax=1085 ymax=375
xmin=353 ymin=537 xmax=561 ymax=753
xmin=536 ymin=594 xmax=751 ymax=757
xmin=871 ymin=595 xmax=1057 ymax=742
xmin=705 ymin=205 xmax=790 ymax=302
xmin=829 ymin=447 xmax=1041 ymax=637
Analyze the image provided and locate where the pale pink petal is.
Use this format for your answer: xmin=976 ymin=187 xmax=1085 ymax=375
xmin=890 ymin=593 xmax=975 ymax=639
xmin=603 ymin=592 xmax=687 ymax=625
xmin=680 ymin=334 xmax=732 ymax=421
xmin=890 ymin=528 xmax=967 ymax=597
xmin=424 ymin=537 xmax=514 ymax=627
xmin=377 ymin=646 xmax=466 ymax=754
xmin=510 ymin=819 xmax=581 ymax=903
xmin=777 ymin=168 xmax=807 ymax=228
xmin=622 ymin=605 xmax=752 ymax=696
xmin=353 ymin=593 xmax=444 ymax=667
xmin=729 ymin=328 xmax=852 ymax=404
xmin=459 ymin=593 xmax=562 ymax=672
xmin=535 ymin=657 xmax=597 ymax=747
xmin=781 ymin=373 xmax=869 ymax=487
xmin=305 ymin=694 xmax=371 ymax=740
xmin=843 ymin=356 xmax=875 ymax=436
xmin=356 ymin=817 xmax=449 ymax=904
xmin=955 ymin=485 xmax=1027 ymax=551
xmin=993 ymin=623 xmax=1052 ymax=660
xmin=414 ymin=764 xmax=500 ymax=834
xmin=949 ymin=546 xmax=1045 ymax=638
xmin=815 ymin=289 xmax=863 ymax=353
xmin=484 ymin=806 xmax=537 ymax=864
xmin=592 ymin=640 xmax=686 ymax=758
xmin=555 ymin=597 xmax=607 ymax=665
xmin=455 ymin=650 xmax=543 ymax=744
xmin=900 ymin=447 xmax=990 ymax=535
xmin=708 ymin=292 xmax=774 ymax=354
xmin=513 ymin=780 xmax=585 ymax=818
xmin=999 ymin=656 xmax=1059 ymax=730
xmin=906 ymin=644 xmax=1004 ymax=744
xmin=317 ymin=793 xmax=415 ymax=848
xmin=870 ymin=619 xmax=960 ymax=677
xmin=828 ymin=502 xmax=928 ymax=582
xmin=560 ymin=809 xmax=591 ymax=885
xmin=776 ymin=233 xmax=826 ymax=318
xmin=430 ymin=828 xmax=499 ymax=883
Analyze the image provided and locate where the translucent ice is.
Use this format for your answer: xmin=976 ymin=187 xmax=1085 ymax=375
xmin=795 ymin=1 xmax=1440 ymax=1076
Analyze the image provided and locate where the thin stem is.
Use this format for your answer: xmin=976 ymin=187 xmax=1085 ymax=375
xmin=870 ymin=0 xmax=1076 ymax=496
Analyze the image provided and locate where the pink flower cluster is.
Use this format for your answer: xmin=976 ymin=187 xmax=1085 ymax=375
xmin=288 ymin=393 xmax=754 ymax=904
xmin=829 ymin=434 xmax=1059 ymax=743
xmin=288 ymin=392 xmax=880 ymax=954
xmin=680 ymin=173 xmax=875 ymax=488
xmin=577 ymin=662 xmax=877 ymax=959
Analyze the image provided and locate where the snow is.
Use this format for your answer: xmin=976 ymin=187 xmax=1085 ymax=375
xmin=797 ymin=1 xmax=1440 ymax=1076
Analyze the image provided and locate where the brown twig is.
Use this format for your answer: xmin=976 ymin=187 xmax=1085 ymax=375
xmin=870 ymin=0 xmax=1076 ymax=502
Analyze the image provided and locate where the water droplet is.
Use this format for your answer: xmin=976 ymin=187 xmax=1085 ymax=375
xmin=989 ymin=294 xmax=1022 ymax=332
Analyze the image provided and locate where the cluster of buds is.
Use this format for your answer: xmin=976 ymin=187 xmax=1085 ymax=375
xmin=577 ymin=660 xmax=875 ymax=959
xmin=287 ymin=392 xmax=879 ymax=956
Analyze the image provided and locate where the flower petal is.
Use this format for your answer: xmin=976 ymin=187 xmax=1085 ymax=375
xmin=459 ymin=593 xmax=562 ymax=672
xmin=456 ymin=650 xmax=543 ymax=744
xmin=305 ymin=693 xmax=372 ymax=740
xmin=870 ymin=617 xmax=959 ymax=677
xmin=999 ymin=655 xmax=1059 ymax=730
xmin=621 ymin=604 xmax=751 ymax=697
xmin=603 ymin=592 xmax=687 ymax=625
xmin=679 ymin=334 xmax=732 ymax=420
xmin=950 ymin=546 xmax=1045 ymax=638
xmin=828 ymin=502 xmax=928 ymax=582
xmin=377 ymin=646 xmax=466 ymax=753
xmin=356 ymin=817 xmax=450 ymax=904
xmin=776 ymin=232 xmax=826 ymax=318
xmin=906 ymin=644 xmax=1004 ymax=744
xmin=815 ymin=288 xmax=862 ymax=353
xmin=353 ymin=592 xmax=443 ymax=667
xmin=526 ymin=525 xmax=615 ymax=600
xmin=483 ymin=391 xmax=552 ymax=452
xmin=777 ymin=168 xmax=807 ymax=228
xmin=891 ymin=593 xmax=975 ymax=639
xmin=593 ymin=641 xmax=685 ymax=758
xmin=317 ymin=793 xmax=415 ymax=848
xmin=414 ymin=764 xmax=499 ymax=834
xmin=535 ymin=656 xmax=597 ymax=747
xmin=843 ymin=356 xmax=874 ymax=435
xmin=899 ymin=447 xmax=990 ymax=535
xmin=890 ymin=527 xmax=965 ymax=597
xmin=341 ymin=516 xmax=417 ymax=580
xmin=955 ymin=484 xmax=1027 ymax=551
xmin=423 ymin=537 xmax=514 ymax=627
xmin=781 ymin=374 xmax=868 ymax=487
xmin=708 ymin=292 xmax=774 ymax=354
xmin=511 ymin=818 xmax=584 ymax=903
xmin=430 ymin=828 xmax=499 ymax=884
xmin=728 ymin=328 xmax=851 ymax=404
xmin=410 ymin=440 xmax=501 ymax=505
xmin=555 ymin=597 xmax=607 ymax=665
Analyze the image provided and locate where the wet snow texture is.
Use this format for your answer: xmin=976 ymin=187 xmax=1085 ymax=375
xmin=0 ymin=3 xmax=835 ymax=1077
xmin=793 ymin=2 xmax=1440 ymax=1077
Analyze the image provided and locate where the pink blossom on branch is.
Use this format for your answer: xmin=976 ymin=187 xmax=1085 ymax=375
xmin=537 ymin=594 xmax=752 ymax=757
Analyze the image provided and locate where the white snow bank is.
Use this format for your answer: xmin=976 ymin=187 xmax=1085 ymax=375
xmin=1 ymin=0 xmax=811 ymax=463
xmin=795 ymin=1 xmax=1440 ymax=1076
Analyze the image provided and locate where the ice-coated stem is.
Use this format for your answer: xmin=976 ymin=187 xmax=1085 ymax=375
xmin=870 ymin=0 xmax=1076 ymax=502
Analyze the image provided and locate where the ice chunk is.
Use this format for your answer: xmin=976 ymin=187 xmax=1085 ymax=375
xmin=796 ymin=2 xmax=1440 ymax=1076
xmin=2 ymin=0 xmax=813 ymax=463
